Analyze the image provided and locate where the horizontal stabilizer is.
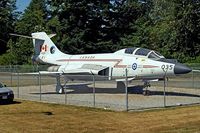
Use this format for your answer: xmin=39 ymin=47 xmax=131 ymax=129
xmin=9 ymin=33 xmax=43 ymax=40
xmin=10 ymin=33 xmax=56 ymax=40
xmin=48 ymin=34 xmax=56 ymax=38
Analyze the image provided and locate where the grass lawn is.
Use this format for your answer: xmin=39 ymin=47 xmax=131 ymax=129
xmin=0 ymin=100 xmax=200 ymax=133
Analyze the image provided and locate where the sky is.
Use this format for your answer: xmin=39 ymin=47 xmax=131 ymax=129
xmin=16 ymin=0 xmax=32 ymax=12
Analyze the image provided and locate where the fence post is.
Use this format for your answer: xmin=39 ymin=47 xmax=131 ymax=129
xmin=37 ymin=65 xmax=40 ymax=85
xmin=37 ymin=74 xmax=40 ymax=86
xmin=192 ymin=70 xmax=194 ymax=89
xmin=92 ymin=74 xmax=96 ymax=107
xmin=163 ymin=75 xmax=166 ymax=107
xmin=163 ymin=69 xmax=168 ymax=107
xmin=17 ymin=72 xmax=19 ymax=98
xmin=39 ymin=72 xmax=42 ymax=101
xmin=64 ymin=88 xmax=67 ymax=104
xmin=125 ymin=68 xmax=128 ymax=111
xmin=10 ymin=65 xmax=12 ymax=87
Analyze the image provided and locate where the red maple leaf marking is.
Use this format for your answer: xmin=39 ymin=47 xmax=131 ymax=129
xmin=40 ymin=45 xmax=47 ymax=52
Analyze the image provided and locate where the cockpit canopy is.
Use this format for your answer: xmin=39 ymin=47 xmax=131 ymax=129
xmin=114 ymin=47 xmax=165 ymax=60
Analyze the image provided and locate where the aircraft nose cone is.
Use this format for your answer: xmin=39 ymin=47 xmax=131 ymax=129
xmin=174 ymin=63 xmax=192 ymax=74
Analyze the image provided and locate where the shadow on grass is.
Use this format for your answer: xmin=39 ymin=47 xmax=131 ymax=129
xmin=0 ymin=100 xmax=21 ymax=105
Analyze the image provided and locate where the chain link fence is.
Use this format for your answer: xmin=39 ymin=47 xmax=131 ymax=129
xmin=0 ymin=65 xmax=199 ymax=111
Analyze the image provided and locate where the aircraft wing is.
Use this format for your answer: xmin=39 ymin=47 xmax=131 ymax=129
xmin=13 ymin=71 xmax=62 ymax=76
xmin=115 ymin=77 xmax=135 ymax=82
xmin=63 ymin=64 xmax=109 ymax=75
xmin=14 ymin=64 xmax=109 ymax=76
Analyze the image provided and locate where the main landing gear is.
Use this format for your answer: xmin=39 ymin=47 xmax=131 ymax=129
xmin=143 ymin=81 xmax=151 ymax=96
xmin=56 ymin=75 xmax=64 ymax=94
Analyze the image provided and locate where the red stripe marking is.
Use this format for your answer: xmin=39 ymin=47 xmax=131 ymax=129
xmin=56 ymin=58 xmax=127 ymax=68
xmin=56 ymin=59 xmax=121 ymax=62
xmin=143 ymin=65 xmax=159 ymax=68
xmin=114 ymin=65 xmax=127 ymax=68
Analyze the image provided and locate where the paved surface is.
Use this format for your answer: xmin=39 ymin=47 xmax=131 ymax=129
xmin=12 ymin=82 xmax=200 ymax=111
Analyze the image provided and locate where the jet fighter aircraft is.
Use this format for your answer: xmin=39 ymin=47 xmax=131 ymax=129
xmin=10 ymin=32 xmax=192 ymax=94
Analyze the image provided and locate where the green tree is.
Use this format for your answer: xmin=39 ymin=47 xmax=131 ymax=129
xmin=173 ymin=0 xmax=200 ymax=62
xmin=121 ymin=0 xmax=178 ymax=59
xmin=46 ymin=0 xmax=144 ymax=54
xmin=120 ymin=0 xmax=153 ymax=49
xmin=11 ymin=0 xmax=48 ymax=64
xmin=0 ymin=0 xmax=17 ymax=55
xmin=46 ymin=0 xmax=110 ymax=54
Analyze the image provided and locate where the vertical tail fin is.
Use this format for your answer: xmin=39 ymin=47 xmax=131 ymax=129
xmin=10 ymin=32 xmax=68 ymax=64
xmin=31 ymin=32 xmax=64 ymax=56
xmin=31 ymin=32 xmax=69 ymax=64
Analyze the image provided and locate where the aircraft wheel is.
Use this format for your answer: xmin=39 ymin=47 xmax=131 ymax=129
xmin=143 ymin=90 xmax=150 ymax=96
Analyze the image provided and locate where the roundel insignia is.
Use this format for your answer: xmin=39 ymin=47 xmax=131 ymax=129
xmin=50 ymin=46 xmax=56 ymax=54
xmin=132 ymin=63 xmax=137 ymax=70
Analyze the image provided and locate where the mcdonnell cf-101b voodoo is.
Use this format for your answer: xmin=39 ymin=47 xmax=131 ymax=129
xmin=10 ymin=32 xmax=192 ymax=94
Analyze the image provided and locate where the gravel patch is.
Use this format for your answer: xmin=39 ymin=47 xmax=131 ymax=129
xmin=11 ymin=82 xmax=200 ymax=111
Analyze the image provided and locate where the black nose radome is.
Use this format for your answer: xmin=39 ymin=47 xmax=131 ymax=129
xmin=174 ymin=63 xmax=192 ymax=74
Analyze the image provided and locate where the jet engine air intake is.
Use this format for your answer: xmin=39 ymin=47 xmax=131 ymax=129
xmin=47 ymin=66 xmax=60 ymax=72
xmin=98 ymin=67 xmax=110 ymax=76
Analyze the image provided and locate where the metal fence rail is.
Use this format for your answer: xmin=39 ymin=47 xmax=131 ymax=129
xmin=0 ymin=65 xmax=199 ymax=111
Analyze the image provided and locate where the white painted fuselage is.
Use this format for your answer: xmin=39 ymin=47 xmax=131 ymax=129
xmin=10 ymin=32 xmax=192 ymax=93
xmin=38 ymin=51 xmax=175 ymax=80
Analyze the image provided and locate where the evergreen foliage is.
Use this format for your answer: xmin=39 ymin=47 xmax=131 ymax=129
xmin=0 ymin=0 xmax=17 ymax=55
xmin=11 ymin=0 xmax=47 ymax=64
xmin=0 ymin=0 xmax=200 ymax=64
